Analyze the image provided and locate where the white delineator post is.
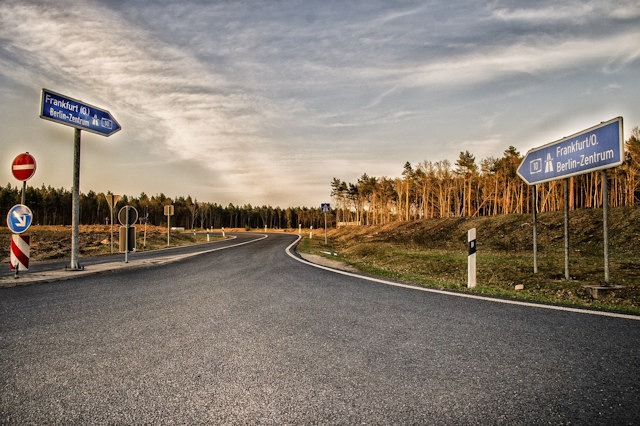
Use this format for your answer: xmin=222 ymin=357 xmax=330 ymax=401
xmin=468 ymin=228 xmax=477 ymax=288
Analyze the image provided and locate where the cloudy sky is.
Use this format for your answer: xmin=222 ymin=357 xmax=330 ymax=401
xmin=1 ymin=0 xmax=639 ymax=207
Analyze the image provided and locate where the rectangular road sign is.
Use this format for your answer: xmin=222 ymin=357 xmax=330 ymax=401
xmin=321 ymin=203 xmax=331 ymax=213
xmin=517 ymin=117 xmax=623 ymax=185
xmin=40 ymin=88 xmax=121 ymax=136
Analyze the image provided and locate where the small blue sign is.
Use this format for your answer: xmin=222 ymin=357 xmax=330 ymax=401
xmin=321 ymin=203 xmax=331 ymax=213
xmin=40 ymin=88 xmax=121 ymax=137
xmin=517 ymin=117 xmax=624 ymax=185
xmin=7 ymin=204 xmax=33 ymax=234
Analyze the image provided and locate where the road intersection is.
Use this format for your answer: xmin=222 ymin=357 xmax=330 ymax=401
xmin=1 ymin=233 xmax=639 ymax=423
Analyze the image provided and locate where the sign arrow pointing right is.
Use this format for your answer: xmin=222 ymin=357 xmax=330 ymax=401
xmin=12 ymin=211 xmax=27 ymax=227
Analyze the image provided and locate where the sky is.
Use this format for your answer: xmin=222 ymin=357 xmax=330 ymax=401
xmin=1 ymin=0 xmax=639 ymax=208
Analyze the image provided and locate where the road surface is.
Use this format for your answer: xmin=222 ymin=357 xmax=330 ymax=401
xmin=1 ymin=233 xmax=639 ymax=423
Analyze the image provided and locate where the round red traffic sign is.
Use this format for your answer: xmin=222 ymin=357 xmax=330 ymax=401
xmin=11 ymin=152 xmax=37 ymax=181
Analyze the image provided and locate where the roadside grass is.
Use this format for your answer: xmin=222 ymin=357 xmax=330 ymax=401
xmin=297 ymin=207 xmax=640 ymax=315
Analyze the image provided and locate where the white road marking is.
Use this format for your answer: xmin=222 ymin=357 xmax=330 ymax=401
xmin=285 ymin=236 xmax=640 ymax=321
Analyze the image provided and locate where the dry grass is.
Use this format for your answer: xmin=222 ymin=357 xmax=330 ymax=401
xmin=0 ymin=225 xmax=221 ymax=262
xmin=298 ymin=206 xmax=640 ymax=314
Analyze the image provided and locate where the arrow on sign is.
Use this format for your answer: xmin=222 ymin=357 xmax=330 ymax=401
xmin=12 ymin=211 xmax=28 ymax=228
xmin=7 ymin=204 xmax=33 ymax=234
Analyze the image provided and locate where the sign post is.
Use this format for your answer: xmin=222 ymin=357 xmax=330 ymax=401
xmin=321 ymin=203 xmax=330 ymax=244
xmin=517 ymin=117 xmax=623 ymax=284
xmin=9 ymin=154 xmax=36 ymax=278
xmin=602 ymin=170 xmax=610 ymax=283
xmin=532 ymin=185 xmax=538 ymax=274
xmin=105 ymin=194 xmax=121 ymax=254
xmin=164 ymin=204 xmax=174 ymax=246
xmin=118 ymin=206 xmax=138 ymax=263
xmin=71 ymin=128 xmax=81 ymax=270
xmin=40 ymin=89 xmax=121 ymax=271
xmin=142 ymin=206 xmax=149 ymax=250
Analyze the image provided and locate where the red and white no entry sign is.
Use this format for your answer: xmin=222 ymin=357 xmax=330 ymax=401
xmin=11 ymin=152 xmax=37 ymax=181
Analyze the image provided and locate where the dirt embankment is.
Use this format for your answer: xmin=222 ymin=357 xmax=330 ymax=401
xmin=0 ymin=225 xmax=207 ymax=262
xmin=327 ymin=207 xmax=640 ymax=255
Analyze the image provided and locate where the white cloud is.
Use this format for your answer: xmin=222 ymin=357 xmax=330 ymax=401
xmin=489 ymin=3 xmax=595 ymax=23
xmin=0 ymin=1 xmax=289 ymax=193
xmin=0 ymin=0 xmax=639 ymax=206
xmin=349 ymin=30 xmax=640 ymax=90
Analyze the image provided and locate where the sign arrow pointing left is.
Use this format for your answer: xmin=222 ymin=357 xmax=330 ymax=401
xmin=517 ymin=117 xmax=623 ymax=185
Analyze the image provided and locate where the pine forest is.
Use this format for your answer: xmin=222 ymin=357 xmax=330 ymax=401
xmin=2 ymin=127 xmax=639 ymax=230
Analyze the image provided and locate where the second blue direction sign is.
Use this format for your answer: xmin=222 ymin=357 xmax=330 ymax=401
xmin=517 ymin=117 xmax=623 ymax=185
xmin=7 ymin=204 xmax=33 ymax=234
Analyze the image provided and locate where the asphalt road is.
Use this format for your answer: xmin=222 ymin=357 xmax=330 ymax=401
xmin=1 ymin=233 xmax=639 ymax=424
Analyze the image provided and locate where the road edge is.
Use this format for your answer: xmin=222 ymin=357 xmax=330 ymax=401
xmin=286 ymin=236 xmax=640 ymax=322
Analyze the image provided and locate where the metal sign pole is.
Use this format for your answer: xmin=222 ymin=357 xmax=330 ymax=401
xmin=563 ymin=178 xmax=570 ymax=281
xmin=106 ymin=195 xmax=115 ymax=254
xmin=110 ymin=203 xmax=114 ymax=254
xmin=602 ymin=170 xmax=610 ymax=284
xmin=532 ymin=185 xmax=538 ymax=274
xmin=516 ymin=117 xmax=624 ymax=284
xmin=38 ymin=89 xmax=120 ymax=271
xmin=324 ymin=212 xmax=327 ymax=245
xmin=143 ymin=207 xmax=148 ymax=250
xmin=70 ymin=128 xmax=81 ymax=270
xmin=125 ymin=207 xmax=129 ymax=263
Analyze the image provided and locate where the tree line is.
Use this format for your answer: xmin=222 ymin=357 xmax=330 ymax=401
xmin=331 ymin=126 xmax=640 ymax=225
xmin=3 ymin=126 xmax=638 ymax=230
xmin=0 ymin=187 xmax=327 ymax=230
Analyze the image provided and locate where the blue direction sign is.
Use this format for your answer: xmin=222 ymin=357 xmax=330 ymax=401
xmin=40 ymin=88 xmax=121 ymax=136
xmin=321 ymin=203 xmax=331 ymax=213
xmin=517 ymin=117 xmax=624 ymax=185
xmin=7 ymin=204 xmax=33 ymax=234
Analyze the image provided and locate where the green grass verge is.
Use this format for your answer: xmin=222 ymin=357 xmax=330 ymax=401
xmin=297 ymin=234 xmax=640 ymax=316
